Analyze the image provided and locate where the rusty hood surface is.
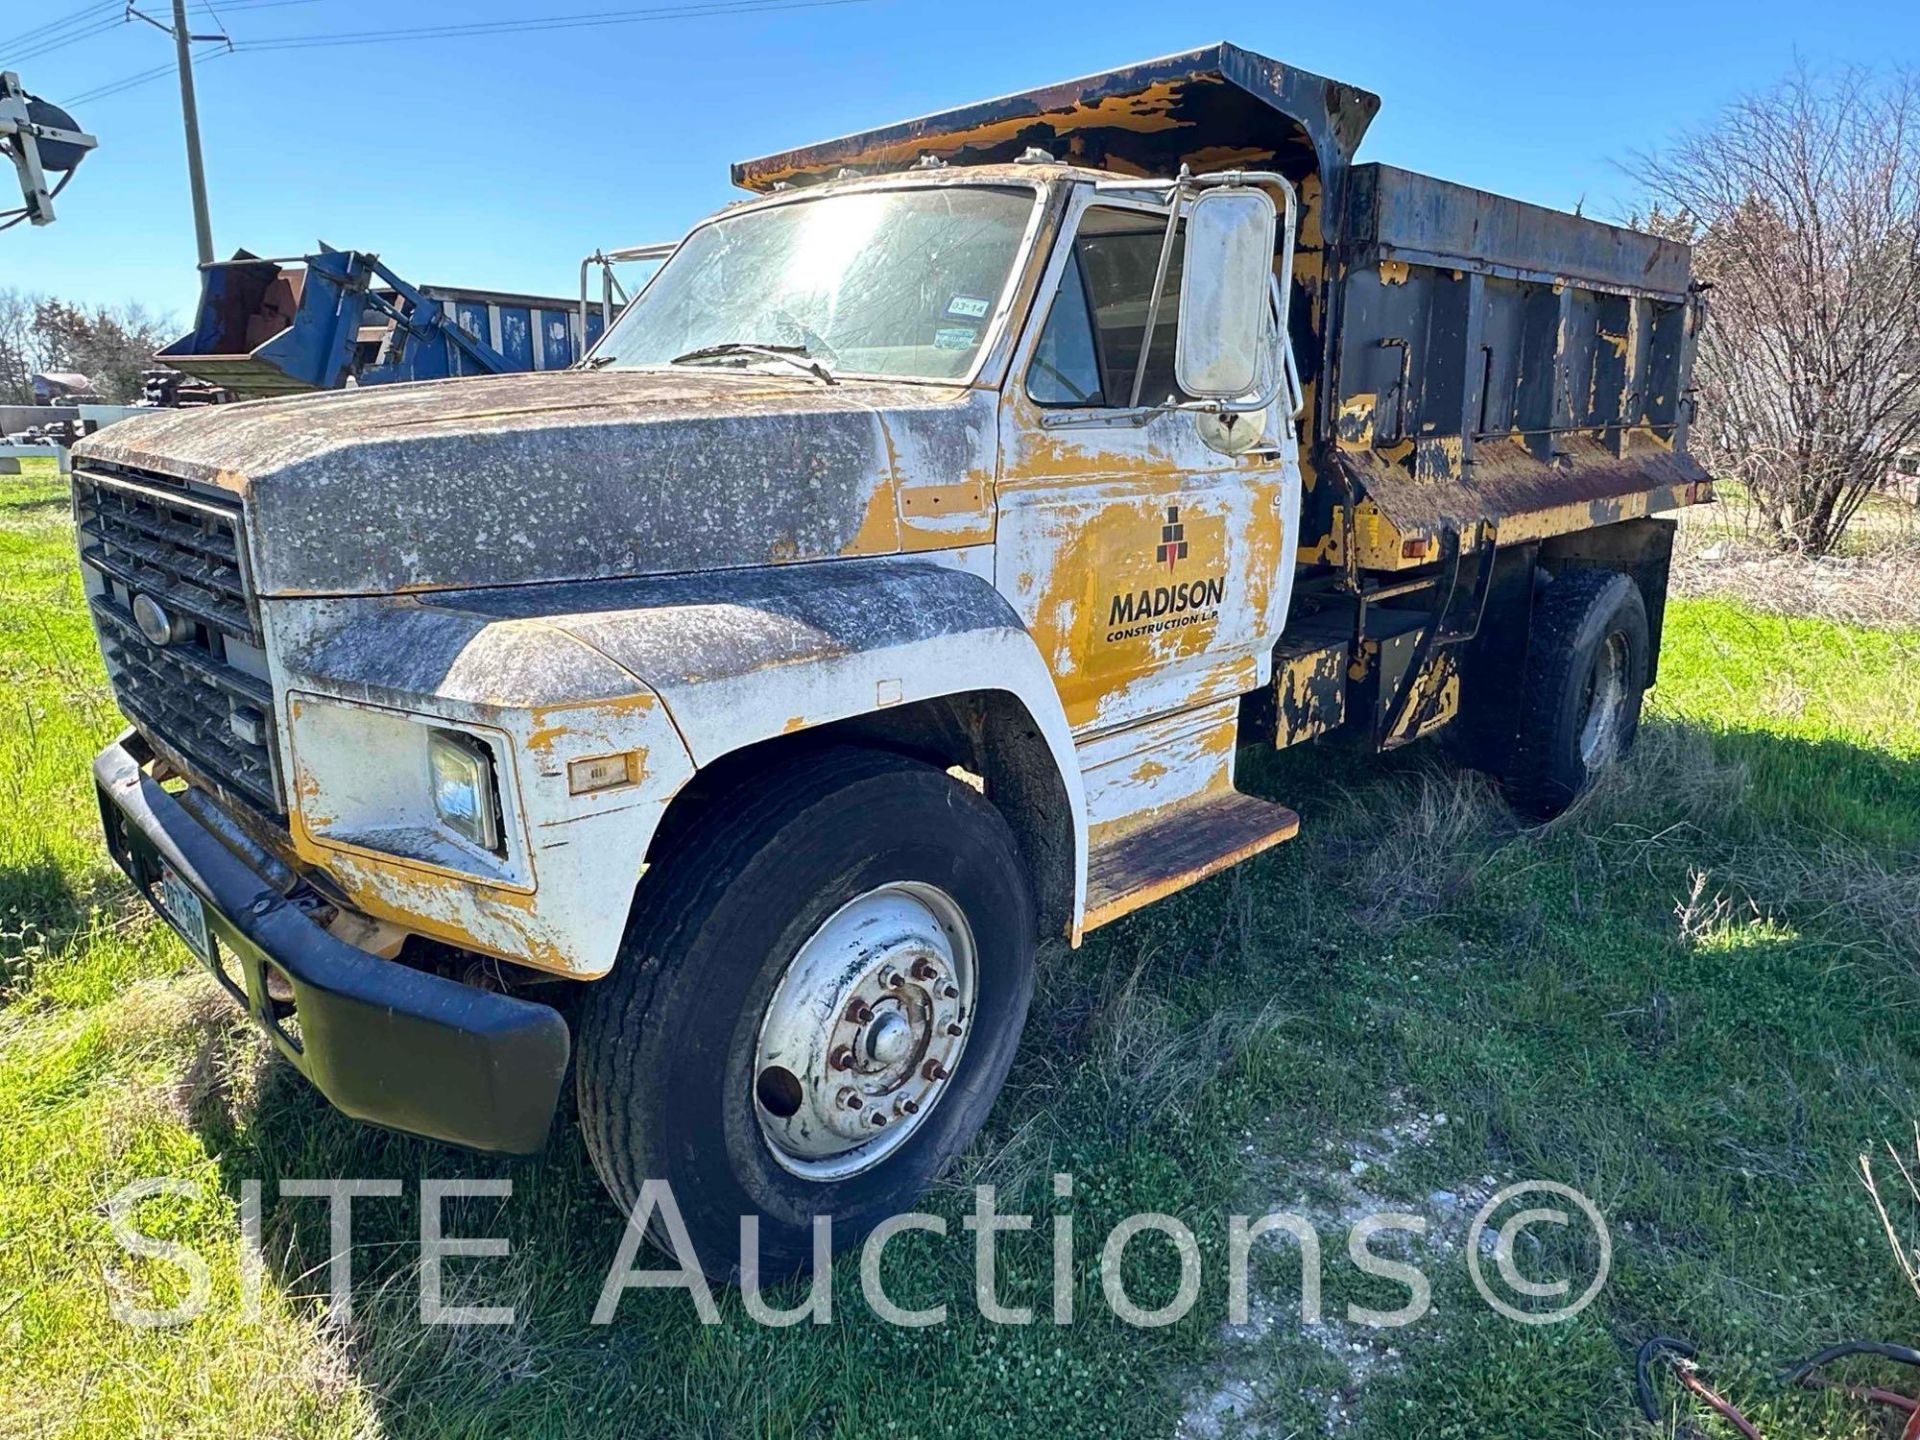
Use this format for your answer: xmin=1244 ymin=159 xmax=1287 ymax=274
xmin=72 ymin=368 xmax=982 ymax=597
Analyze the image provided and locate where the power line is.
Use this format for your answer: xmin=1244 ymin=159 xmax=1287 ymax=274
xmin=62 ymin=0 xmax=874 ymax=105
xmin=0 ymin=0 xmax=119 ymax=56
xmin=54 ymin=0 xmax=318 ymax=107
xmin=65 ymin=58 xmax=181 ymax=105
xmin=234 ymin=0 xmax=877 ymax=52
xmin=192 ymin=0 xmax=327 ymax=17
xmin=63 ymin=37 xmax=239 ymax=105
xmin=8 ymin=0 xmax=316 ymax=69
xmin=8 ymin=15 xmax=125 ymax=65
xmin=196 ymin=0 xmax=233 ymax=48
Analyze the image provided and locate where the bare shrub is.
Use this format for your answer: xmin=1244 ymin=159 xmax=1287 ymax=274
xmin=1673 ymin=533 xmax=1920 ymax=630
xmin=1632 ymin=64 xmax=1920 ymax=555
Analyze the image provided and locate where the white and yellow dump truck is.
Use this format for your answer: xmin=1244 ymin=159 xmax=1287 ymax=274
xmin=75 ymin=44 xmax=1709 ymax=1276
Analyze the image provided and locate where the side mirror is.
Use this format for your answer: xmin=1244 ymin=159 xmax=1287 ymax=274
xmin=1175 ymin=187 xmax=1277 ymax=399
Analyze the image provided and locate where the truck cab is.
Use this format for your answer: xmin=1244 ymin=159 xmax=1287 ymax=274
xmin=76 ymin=43 xmax=1707 ymax=1278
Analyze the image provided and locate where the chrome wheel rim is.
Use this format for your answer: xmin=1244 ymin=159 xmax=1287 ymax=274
xmin=752 ymin=882 xmax=976 ymax=1181
xmin=1579 ymin=632 xmax=1630 ymax=770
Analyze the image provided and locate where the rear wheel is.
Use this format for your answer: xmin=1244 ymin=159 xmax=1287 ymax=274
xmin=576 ymin=746 xmax=1037 ymax=1280
xmin=1505 ymin=568 xmax=1649 ymax=818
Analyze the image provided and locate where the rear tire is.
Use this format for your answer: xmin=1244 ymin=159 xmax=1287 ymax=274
xmin=576 ymin=746 xmax=1037 ymax=1281
xmin=1505 ymin=568 xmax=1649 ymax=818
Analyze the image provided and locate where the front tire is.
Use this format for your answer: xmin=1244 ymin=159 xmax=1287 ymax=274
xmin=1505 ymin=568 xmax=1650 ymax=818
xmin=576 ymin=746 xmax=1037 ymax=1280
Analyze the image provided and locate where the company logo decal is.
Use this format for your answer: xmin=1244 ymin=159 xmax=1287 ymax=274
xmin=1156 ymin=505 xmax=1189 ymax=570
xmin=1105 ymin=505 xmax=1226 ymax=643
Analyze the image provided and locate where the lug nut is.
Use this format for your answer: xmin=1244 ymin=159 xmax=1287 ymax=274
xmin=880 ymin=967 xmax=903 ymax=990
xmin=870 ymin=1111 xmax=888 ymax=1127
xmin=922 ymin=1059 xmax=949 ymax=1082
xmin=911 ymin=958 xmax=940 ymax=981
xmin=844 ymin=999 xmax=874 ymax=1025
xmin=941 ymin=984 xmax=960 ymax=1000
xmin=895 ymin=1096 xmax=920 ymax=1117
xmin=830 ymin=1045 xmax=856 ymax=1071
xmin=838 ymin=1088 xmax=864 ymax=1111
xmin=946 ymin=1023 xmax=964 ymax=1037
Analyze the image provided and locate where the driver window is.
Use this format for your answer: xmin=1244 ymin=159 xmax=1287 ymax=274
xmin=1029 ymin=207 xmax=1189 ymax=408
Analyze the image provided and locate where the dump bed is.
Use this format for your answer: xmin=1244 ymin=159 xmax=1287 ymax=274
xmin=734 ymin=41 xmax=1708 ymax=568
xmin=1328 ymin=163 xmax=1706 ymax=568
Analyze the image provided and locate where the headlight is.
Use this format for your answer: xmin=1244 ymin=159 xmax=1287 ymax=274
xmin=429 ymin=729 xmax=502 ymax=853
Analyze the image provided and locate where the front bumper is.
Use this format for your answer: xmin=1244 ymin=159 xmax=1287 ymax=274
xmin=94 ymin=731 xmax=570 ymax=1154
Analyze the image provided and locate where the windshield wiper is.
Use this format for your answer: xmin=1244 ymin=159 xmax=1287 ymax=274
xmin=668 ymin=342 xmax=836 ymax=385
xmin=580 ymin=353 xmax=619 ymax=369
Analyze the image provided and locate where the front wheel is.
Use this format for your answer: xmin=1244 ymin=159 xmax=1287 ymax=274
xmin=576 ymin=747 xmax=1037 ymax=1280
xmin=1504 ymin=568 xmax=1650 ymax=818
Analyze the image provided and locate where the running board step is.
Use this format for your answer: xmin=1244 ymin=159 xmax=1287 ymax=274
xmin=1083 ymin=792 xmax=1300 ymax=934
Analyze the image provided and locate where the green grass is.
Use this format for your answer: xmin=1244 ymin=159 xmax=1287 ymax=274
xmin=2 ymin=476 xmax=1917 ymax=1438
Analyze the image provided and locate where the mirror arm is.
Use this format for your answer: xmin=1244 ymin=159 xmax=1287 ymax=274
xmin=1042 ymin=168 xmax=1304 ymax=432
xmin=1271 ymin=273 xmax=1304 ymax=422
xmin=1128 ymin=188 xmax=1185 ymax=408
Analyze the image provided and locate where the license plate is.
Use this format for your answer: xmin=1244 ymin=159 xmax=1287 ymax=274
xmin=155 ymin=863 xmax=214 ymax=964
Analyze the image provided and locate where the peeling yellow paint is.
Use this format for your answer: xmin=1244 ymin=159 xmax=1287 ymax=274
xmin=836 ymin=474 xmax=902 ymax=557
xmin=1337 ymin=393 xmax=1376 ymax=450
xmin=525 ymin=691 xmax=658 ymax=754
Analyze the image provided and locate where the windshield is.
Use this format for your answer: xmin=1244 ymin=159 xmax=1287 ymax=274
xmin=590 ymin=186 xmax=1036 ymax=381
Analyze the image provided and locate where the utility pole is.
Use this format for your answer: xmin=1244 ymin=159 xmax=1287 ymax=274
xmin=170 ymin=0 xmax=213 ymax=264
xmin=131 ymin=2 xmax=225 ymax=264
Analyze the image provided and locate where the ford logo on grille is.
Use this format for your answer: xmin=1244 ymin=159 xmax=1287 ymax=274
xmin=132 ymin=593 xmax=184 ymax=647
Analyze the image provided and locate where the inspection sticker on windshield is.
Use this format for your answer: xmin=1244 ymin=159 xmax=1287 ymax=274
xmin=946 ymin=295 xmax=991 ymax=319
xmin=934 ymin=325 xmax=978 ymax=351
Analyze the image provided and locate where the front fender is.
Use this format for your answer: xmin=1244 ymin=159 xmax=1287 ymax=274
xmin=430 ymin=558 xmax=1089 ymax=925
xmin=265 ymin=593 xmax=698 ymax=978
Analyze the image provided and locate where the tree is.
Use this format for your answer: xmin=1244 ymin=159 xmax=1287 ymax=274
xmin=1633 ymin=64 xmax=1920 ymax=554
xmin=30 ymin=298 xmax=173 ymax=404
xmin=0 ymin=287 xmax=37 ymax=407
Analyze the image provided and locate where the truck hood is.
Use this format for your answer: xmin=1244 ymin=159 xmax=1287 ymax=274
xmin=72 ymin=368 xmax=986 ymax=596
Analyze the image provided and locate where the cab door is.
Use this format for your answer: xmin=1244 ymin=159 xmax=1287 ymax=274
xmin=994 ymin=192 xmax=1300 ymax=736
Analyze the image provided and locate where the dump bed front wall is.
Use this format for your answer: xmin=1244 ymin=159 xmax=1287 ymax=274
xmin=1314 ymin=164 xmax=1706 ymax=564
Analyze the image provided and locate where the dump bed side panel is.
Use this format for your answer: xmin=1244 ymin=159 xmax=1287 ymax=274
xmin=1354 ymin=164 xmax=1690 ymax=296
xmin=1320 ymin=164 xmax=1707 ymax=568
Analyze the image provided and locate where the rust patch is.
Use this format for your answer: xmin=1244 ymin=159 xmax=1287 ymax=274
xmin=1333 ymin=430 xmax=1709 ymax=546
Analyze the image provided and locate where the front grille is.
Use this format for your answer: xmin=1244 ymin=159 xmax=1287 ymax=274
xmin=73 ymin=465 xmax=285 ymax=813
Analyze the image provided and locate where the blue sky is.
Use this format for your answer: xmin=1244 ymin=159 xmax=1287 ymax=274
xmin=6 ymin=0 xmax=1916 ymax=324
